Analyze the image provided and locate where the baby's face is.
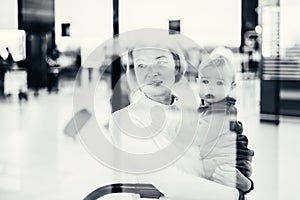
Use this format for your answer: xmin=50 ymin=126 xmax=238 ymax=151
xmin=197 ymin=65 xmax=233 ymax=104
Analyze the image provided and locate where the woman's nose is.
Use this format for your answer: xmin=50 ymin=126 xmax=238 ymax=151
xmin=148 ymin=71 xmax=159 ymax=78
xmin=147 ymin=65 xmax=160 ymax=77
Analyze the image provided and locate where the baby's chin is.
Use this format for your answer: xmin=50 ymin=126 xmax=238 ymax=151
xmin=201 ymin=94 xmax=225 ymax=104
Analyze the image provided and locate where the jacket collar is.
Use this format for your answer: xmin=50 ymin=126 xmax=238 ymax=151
xmin=198 ymin=97 xmax=236 ymax=112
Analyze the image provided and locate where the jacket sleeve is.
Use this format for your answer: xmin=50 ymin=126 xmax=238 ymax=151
xmin=231 ymin=120 xmax=255 ymax=194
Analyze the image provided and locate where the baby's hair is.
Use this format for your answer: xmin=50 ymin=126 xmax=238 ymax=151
xmin=199 ymin=47 xmax=236 ymax=83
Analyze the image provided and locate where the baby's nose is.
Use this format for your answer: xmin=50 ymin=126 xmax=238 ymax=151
xmin=206 ymin=84 xmax=215 ymax=91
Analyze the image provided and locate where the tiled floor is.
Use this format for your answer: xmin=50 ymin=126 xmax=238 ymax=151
xmin=0 ymin=69 xmax=299 ymax=200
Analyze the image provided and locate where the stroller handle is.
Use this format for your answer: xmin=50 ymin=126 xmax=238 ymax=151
xmin=84 ymin=183 xmax=164 ymax=200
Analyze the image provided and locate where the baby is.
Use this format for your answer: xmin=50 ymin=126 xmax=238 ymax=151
xmin=195 ymin=47 xmax=253 ymax=193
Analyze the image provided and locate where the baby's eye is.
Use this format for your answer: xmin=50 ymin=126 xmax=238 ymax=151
xmin=216 ymin=81 xmax=224 ymax=86
xmin=202 ymin=80 xmax=209 ymax=84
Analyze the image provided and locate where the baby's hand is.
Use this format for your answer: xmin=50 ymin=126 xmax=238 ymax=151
xmin=212 ymin=165 xmax=251 ymax=192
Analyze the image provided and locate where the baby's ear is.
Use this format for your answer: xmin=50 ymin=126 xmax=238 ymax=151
xmin=229 ymin=82 xmax=237 ymax=99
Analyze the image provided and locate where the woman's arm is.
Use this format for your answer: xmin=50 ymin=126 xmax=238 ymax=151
xmin=138 ymin=166 xmax=240 ymax=200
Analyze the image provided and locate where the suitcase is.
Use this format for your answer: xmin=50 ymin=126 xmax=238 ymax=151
xmin=4 ymin=66 xmax=28 ymax=101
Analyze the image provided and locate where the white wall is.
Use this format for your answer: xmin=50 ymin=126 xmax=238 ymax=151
xmin=120 ymin=0 xmax=241 ymax=47
xmin=0 ymin=0 xmax=242 ymax=63
xmin=0 ymin=0 xmax=18 ymax=29
xmin=0 ymin=0 xmax=24 ymax=61
xmin=55 ymin=0 xmax=241 ymax=64
xmin=280 ymin=1 xmax=300 ymax=47
xmin=55 ymin=0 xmax=113 ymax=63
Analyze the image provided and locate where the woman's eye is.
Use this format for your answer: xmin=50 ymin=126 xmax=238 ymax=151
xmin=216 ymin=81 xmax=224 ymax=86
xmin=202 ymin=80 xmax=209 ymax=84
xmin=137 ymin=64 xmax=146 ymax=68
xmin=156 ymin=60 xmax=168 ymax=65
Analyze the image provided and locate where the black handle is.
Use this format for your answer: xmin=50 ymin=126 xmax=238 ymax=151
xmin=83 ymin=183 xmax=164 ymax=200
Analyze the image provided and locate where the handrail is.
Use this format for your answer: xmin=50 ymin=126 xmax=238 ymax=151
xmin=83 ymin=183 xmax=164 ymax=200
xmin=262 ymin=58 xmax=300 ymax=80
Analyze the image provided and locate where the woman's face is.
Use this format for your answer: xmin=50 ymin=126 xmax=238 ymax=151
xmin=132 ymin=48 xmax=176 ymax=98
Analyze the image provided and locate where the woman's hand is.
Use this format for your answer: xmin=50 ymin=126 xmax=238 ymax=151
xmin=212 ymin=165 xmax=252 ymax=192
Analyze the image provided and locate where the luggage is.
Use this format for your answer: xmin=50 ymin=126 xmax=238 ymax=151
xmin=4 ymin=65 xmax=28 ymax=101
